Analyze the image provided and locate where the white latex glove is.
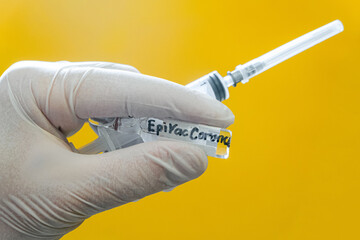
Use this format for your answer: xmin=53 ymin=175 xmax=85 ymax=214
xmin=0 ymin=61 xmax=234 ymax=239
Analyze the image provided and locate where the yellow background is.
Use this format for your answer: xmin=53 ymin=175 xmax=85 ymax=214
xmin=1 ymin=0 xmax=359 ymax=239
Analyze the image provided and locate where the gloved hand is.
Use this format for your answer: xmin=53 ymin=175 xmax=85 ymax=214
xmin=0 ymin=61 xmax=234 ymax=239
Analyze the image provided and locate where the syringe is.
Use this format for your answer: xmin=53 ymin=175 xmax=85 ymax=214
xmin=187 ymin=20 xmax=344 ymax=101
xmin=78 ymin=20 xmax=344 ymax=158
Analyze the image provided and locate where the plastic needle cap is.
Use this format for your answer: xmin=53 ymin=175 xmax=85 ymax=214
xmin=231 ymin=20 xmax=344 ymax=85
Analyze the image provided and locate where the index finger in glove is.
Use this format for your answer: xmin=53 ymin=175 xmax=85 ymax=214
xmin=43 ymin=67 xmax=234 ymax=132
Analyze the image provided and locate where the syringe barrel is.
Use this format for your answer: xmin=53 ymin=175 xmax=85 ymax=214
xmin=236 ymin=20 xmax=344 ymax=83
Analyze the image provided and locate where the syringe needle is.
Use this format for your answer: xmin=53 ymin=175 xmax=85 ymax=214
xmin=225 ymin=20 xmax=344 ymax=86
xmin=187 ymin=20 xmax=343 ymax=102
